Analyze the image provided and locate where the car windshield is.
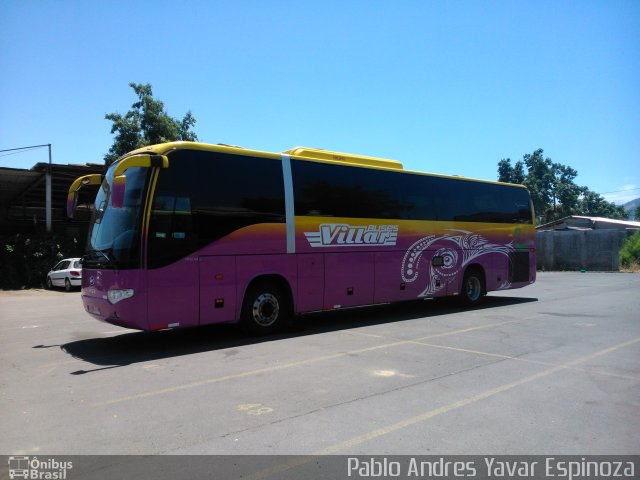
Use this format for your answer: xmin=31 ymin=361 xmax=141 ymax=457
xmin=85 ymin=163 xmax=149 ymax=269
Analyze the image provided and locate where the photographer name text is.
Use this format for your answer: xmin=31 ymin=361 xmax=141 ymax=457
xmin=347 ymin=457 xmax=635 ymax=480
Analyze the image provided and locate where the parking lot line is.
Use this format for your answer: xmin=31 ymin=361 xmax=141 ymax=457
xmin=226 ymin=336 xmax=640 ymax=479
xmin=414 ymin=318 xmax=524 ymax=341
xmin=91 ymin=340 xmax=408 ymax=407
xmin=410 ymin=340 xmax=640 ymax=382
xmin=315 ymin=336 xmax=640 ymax=454
xmin=343 ymin=330 xmax=387 ymax=339
xmin=91 ymin=318 xmax=525 ymax=407
xmin=346 ymin=316 xmax=547 ymax=344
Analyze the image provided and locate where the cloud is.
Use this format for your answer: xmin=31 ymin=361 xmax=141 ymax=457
xmin=603 ymin=184 xmax=640 ymax=205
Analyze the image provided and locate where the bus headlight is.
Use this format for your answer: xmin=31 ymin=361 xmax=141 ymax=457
xmin=107 ymin=288 xmax=135 ymax=304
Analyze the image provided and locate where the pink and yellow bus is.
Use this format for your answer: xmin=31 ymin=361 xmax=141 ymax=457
xmin=67 ymin=142 xmax=536 ymax=334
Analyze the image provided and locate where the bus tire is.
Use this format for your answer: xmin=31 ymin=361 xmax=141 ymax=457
xmin=460 ymin=268 xmax=485 ymax=306
xmin=240 ymin=281 xmax=289 ymax=336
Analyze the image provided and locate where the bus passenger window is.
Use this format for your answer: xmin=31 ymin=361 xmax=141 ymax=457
xmin=151 ymin=195 xmax=175 ymax=238
xmin=148 ymin=193 xmax=194 ymax=268
xmin=172 ymin=196 xmax=192 ymax=239
xmin=151 ymin=195 xmax=192 ymax=238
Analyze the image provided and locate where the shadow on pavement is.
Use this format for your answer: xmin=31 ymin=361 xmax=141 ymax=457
xmin=58 ymin=296 xmax=537 ymax=373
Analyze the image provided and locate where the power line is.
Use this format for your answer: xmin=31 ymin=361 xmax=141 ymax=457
xmin=600 ymin=187 xmax=640 ymax=195
xmin=0 ymin=143 xmax=51 ymax=153
xmin=0 ymin=147 xmax=42 ymax=158
xmin=0 ymin=143 xmax=53 ymax=232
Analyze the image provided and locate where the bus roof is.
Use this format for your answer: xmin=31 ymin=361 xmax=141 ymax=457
xmin=125 ymin=142 xmax=402 ymax=170
xmin=122 ymin=141 xmax=528 ymax=189
xmin=283 ymin=146 xmax=403 ymax=170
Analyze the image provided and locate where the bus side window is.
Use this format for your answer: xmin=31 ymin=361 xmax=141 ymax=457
xmin=172 ymin=196 xmax=192 ymax=239
xmin=151 ymin=195 xmax=176 ymax=239
xmin=148 ymin=194 xmax=194 ymax=268
xmin=151 ymin=195 xmax=192 ymax=239
xmin=405 ymin=194 xmax=432 ymax=220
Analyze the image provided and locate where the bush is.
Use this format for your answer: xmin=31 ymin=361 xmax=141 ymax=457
xmin=619 ymin=232 xmax=640 ymax=269
xmin=0 ymin=233 xmax=83 ymax=290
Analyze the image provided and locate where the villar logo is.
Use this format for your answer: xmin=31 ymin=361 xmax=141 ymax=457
xmin=305 ymin=223 xmax=398 ymax=247
xmin=8 ymin=456 xmax=73 ymax=479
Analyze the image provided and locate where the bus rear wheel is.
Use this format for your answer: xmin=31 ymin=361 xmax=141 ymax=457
xmin=460 ymin=269 xmax=485 ymax=306
xmin=240 ymin=281 xmax=289 ymax=335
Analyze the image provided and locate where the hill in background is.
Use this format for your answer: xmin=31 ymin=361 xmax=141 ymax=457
xmin=623 ymin=197 xmax=640 ymax=220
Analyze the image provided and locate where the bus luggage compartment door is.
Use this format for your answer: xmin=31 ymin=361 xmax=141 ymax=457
xmin=324 ymin=253 xmax=375 ymax=309
xmin=147 ymin=260 xmax=199 ymax=330
xmin=199 ymin=256 xmax=237 ymax=325
xmin=297 ymin=254 xmax=324 ymax=313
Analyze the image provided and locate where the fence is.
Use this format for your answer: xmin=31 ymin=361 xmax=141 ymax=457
xmin=536 ymin=229 xmax=628 ymax=271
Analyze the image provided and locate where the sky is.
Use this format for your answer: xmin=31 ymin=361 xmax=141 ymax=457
xmin=1 ymin=0 xmax=639 ymax=204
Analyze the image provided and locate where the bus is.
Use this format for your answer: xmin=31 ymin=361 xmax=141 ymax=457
xmin=67 ymin=142 xmax=536 ymax=334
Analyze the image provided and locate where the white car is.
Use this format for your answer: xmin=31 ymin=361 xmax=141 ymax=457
xmin=46 ymin=258 xmax=82 ymax=291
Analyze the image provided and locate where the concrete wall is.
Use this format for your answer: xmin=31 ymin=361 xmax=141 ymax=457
xmin=536 ymin=229 xmax=628 ymax=271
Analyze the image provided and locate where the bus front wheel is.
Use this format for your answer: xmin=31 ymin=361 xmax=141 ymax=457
xmin=240 ymin=281 xmax=289 ymax=335
xmin=460 ymin=269 xmax=485 ymax=306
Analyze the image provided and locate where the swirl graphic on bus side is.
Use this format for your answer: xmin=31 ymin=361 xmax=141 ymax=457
xmin=400 ymin=235 xmax=436 ymax=283
xmin=401 ymin=229 xmax=517 ymax=297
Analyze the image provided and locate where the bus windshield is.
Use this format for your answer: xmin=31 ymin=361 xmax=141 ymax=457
xmin=85 ymin=164 xmax=148 ymax=269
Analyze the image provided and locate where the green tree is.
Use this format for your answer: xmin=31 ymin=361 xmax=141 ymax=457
xmin=497 ymin=158 xmax=525 ymax=184
xmin=577 ymin=190 xmax=627 ymax=220
xmin=104 ymin=83 xmax=197 ymax=165
xmin=635 ymin=205 xmax=640 ymax=221
xmin=521 ymin=149 xmax=554 ymax=223
xmin=549 ymin=163 xmax=582 ymax=218
xmin=619 ymin=232 xmax=640 ymax=268
xmin=496 ymin=149 xmax=626 ymax=223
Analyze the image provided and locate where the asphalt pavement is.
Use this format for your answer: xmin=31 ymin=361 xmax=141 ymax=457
xmin=1 ymin=272 xmax=638 ymax=455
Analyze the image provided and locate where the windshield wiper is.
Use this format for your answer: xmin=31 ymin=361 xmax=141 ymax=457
xmin=83 ymin=248 xmax=116 ymax=268
xmin=95 ymin=248 xmax=112 ymax=264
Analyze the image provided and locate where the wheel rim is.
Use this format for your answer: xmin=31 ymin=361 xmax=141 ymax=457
xmin=47 ymin=278 xmax=52 ymax=288
xmin=251 ymin=293 xmax=280 ymax=327
xmin=65 ymin=279 xmax=70 ymax=291
xmin=465 ymin=276 xmax=481 ymax=302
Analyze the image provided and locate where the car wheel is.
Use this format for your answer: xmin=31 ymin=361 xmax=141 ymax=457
xmin=65 ymin=278 xmax=72 ymax=292
xmin=46 ymin=277 xmax=53 ymax=290
xmin=240 ymin=281 xmax=289 ymax=336
xmin=460 ymin=269 xmax=485 ymax=306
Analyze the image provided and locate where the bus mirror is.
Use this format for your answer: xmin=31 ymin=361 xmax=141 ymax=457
xmin=110 ymin=154 xmax=169 ymax=209
xmin=113 ymin=154 xmax=169 ymax=177
xmin=111 ymin=175 xmax=126 ymax=208
xmin=67 ymin=174 xmax=103 ymax=218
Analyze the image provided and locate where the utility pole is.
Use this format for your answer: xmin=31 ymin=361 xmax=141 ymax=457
xmin=46 ymin=144 xmax=52 ymax=232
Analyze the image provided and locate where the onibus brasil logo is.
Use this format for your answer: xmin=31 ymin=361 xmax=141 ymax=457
xmin=304 ymin=223 xmax=399 ymax=247
xmin=8 ymin=456 xmax=73 ymax=479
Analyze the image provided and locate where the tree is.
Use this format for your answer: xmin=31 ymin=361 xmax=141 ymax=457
xmin=104 ymin=83 xmax=198 ymax=165
xmin=521 ymin=149 xmax=554 ymax=223
xmin=577 ymin=189 xmax=627 ymax=220
xmin=635 ymin=205 xmax=640 ymax=221
xmin=549 ymin=163 xmax=582 ymax=218
xmin=496 ymin=149 xmax=626 ymax=223
xmin=619 ymin=232 xmax=640 ymax=269
xmin=497 ymin=158 xmax=525 ymax=184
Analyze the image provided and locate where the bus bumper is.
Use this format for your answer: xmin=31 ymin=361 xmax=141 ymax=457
xmin=81 ymin=268 xmax=149 ymax=330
